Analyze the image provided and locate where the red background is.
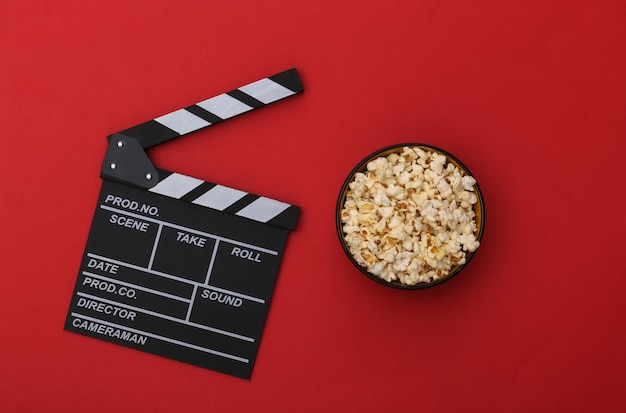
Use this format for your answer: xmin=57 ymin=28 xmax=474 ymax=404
xmin=2 ymin=1 xmax=625 ymax=411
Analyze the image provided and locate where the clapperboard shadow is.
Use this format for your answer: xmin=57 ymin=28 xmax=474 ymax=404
xmin=64 ymin=69 xmax=303 ymax=379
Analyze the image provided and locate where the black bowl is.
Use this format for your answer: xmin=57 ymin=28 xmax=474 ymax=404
xmin=336 ymin=143 xmax=485 ymax=289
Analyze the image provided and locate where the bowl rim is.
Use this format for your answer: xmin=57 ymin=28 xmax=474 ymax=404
xmin=335 ymin=142 xmax=486 ymax=289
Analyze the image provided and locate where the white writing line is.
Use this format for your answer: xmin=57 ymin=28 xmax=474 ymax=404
xmin=100 ymin=204 xmax=278 ymax=255
xmin=199 ymin=283 xmax=265 ymax=304
xmin=185 ymin=285 xmax=198 ymax=322
xmin=87 ymin=253 xmax=265 ymax=304
xmin=148 ymin=223 xmax=163 ymax=270
xmin=76 ymin=291 xmax=254 ymax=342
xmin=82 ymin=271 xmax=191 ymax=303
xmin=71 ymin=312 xmax=249 ymax=363
xmin=205 ymin=239 xmax=220 ymax=285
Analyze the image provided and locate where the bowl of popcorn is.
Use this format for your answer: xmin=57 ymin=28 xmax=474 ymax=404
xmin=336 ymin=143 xmax=485 ymax=289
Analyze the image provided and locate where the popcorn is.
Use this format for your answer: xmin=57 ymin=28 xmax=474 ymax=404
xmin=340 ymin=146 xmax=481 ymax=286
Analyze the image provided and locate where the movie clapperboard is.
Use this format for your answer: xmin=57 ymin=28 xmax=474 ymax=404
xmin=64 ymin=69 xmax=303 ymax=379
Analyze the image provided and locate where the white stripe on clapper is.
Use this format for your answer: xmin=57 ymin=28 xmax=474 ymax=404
xmin=192 ymin=185 xmax=247 ymax=210
xmin=238 ymin=78 xmax=295 ymax=104
xmin=154 ymin=109 xmax=210 ymax=135
xmin=236 ymin=197 xmax=290 ymax=223
xmin=196 ymin=93 xmax=253 ymax=120
xmin=149 ymin=173 xmax=204 ymax=199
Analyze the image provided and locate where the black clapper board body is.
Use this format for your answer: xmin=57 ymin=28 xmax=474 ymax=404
xmin=64 ymin=69 xmax=303 ymax=379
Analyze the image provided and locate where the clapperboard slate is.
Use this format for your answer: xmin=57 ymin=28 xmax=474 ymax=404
xmin=64 ymin=69 xmax=303 ymax=379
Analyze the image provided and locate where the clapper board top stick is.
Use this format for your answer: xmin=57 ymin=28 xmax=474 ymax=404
xmin=64 ymin=69 xmax=303 ymax=379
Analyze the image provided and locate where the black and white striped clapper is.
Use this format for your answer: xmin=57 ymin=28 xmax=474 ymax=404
xmin=64 ymin=69 xmax=303 ymax=379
